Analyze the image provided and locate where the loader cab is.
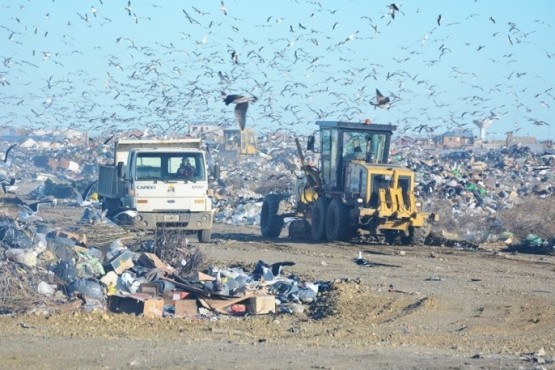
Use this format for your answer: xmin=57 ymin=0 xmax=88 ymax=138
xmin=316 ymin=121 xmax=395 ymax=191
xmin=223 ymin=128 xmax=257 ymax=155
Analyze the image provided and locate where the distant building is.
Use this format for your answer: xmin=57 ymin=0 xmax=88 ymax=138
xmin=434 ymin=129 xmax=474 ymax=148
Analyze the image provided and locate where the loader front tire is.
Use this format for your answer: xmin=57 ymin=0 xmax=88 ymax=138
xmin=311 ymin=197 xmax=330 ymax=241
xmin=325 ymin=198 xmax=350 ymax=241
xmin=260 ymin=194 xmax=284 ymax=237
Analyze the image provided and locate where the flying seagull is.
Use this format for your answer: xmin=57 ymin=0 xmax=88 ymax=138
xmin=3 ymin=143 xmax=17 ymax=162
xmin=387 ymin=3 xmax=400 ymax=19
xmin=370 ymin=89 xmax=391 ymax=109
xmin=222 ymin=92 xmax=258 ymax=130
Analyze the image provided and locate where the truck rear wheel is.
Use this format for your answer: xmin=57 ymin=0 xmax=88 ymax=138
xmin=260 ymin=194 xmax=284 ymax=237
xmin=325 ymin=198 xmax=350 ymax=241
xmin=311 ymin=197 xmax=330 ymax=241
xmin=102 ymin=198 xmax=120 ymax=218
xmin=198 ymin=229 xmax=211 ymax=243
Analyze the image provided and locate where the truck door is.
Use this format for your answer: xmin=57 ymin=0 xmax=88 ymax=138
xmin=320 ymin=128 xmax=339 ymax=190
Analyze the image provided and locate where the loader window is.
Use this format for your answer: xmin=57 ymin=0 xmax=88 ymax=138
xmin=321 ymin=129 xmax=337 ymax=187
xmin=365 ymin=133 xmax=387 ymax=164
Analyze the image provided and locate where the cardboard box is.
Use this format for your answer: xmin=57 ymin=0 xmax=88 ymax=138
xmin=143 ymin=298 xmax=164 ymax=317
xmin=107 ymin=250 xmax=135 ymax=275
xmin=195 ymin=271 xmax=216 ymax=282
xmin=174 ymin=299 xmax=198 ymax=317
xmin=163 ymin=290 xmax=190 ymax=305
xmin=138 ymin=282 xmax=160 ymax=297
xmin=107 ymin=294 xmax=164 ymax=317
xmin=138 ymin=253 xmax=174 ymax=273
xmin=247 ymin=296 xmax=276 ymax=315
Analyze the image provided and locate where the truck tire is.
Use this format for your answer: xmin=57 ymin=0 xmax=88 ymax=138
xmin=103 ymin=198 xmax=120 ymax=217
xmin=325 ymin=198 xmax=350 ymax=241
xmin=401 ymin=224 xmax=431 ymax=246
xmin=198 ymin=229 xmax=211 ymax=243
xmin=311 ymin=197 xmax=330 ymax=241
xmin=260 ymin=194 xmax=284 ymax=237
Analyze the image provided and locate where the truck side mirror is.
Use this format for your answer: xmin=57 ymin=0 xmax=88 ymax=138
xmin=117 ymin=161 xmax=124 ymax=178
xmin=307 ymin=135 xmax=315 ymax=152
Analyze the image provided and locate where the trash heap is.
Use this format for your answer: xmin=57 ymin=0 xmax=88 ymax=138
xmin=0 ymin=211 xmax=326 ymax=318
xmin=395 ymin=144 xmax=555 ymax=249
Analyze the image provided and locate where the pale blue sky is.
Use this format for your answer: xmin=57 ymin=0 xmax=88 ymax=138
xmin=1 ymin=0 xmax=554 ymax=140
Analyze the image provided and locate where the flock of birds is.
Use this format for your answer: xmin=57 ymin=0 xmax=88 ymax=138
xmin=0 ymin=1 xmax=553 ymax=140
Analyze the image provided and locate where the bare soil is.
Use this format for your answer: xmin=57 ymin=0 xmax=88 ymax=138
xmin=1 ymin=204 xmax=554 ymax=369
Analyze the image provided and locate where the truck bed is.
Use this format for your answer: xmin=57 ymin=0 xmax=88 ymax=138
xmin=98 ymin=165 xmax=123 ymax=198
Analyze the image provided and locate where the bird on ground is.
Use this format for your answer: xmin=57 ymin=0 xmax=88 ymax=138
xmin=222 ymin=92 xmax=258 ymax=130
xmin=16 ymin=199 xmax=56 ymax=223
xmin=370 ymin=89 xmax=391 ymax=109
xmin=251 ymin=260 xmax=295 ymax=282
xmin=71 ymin=180 xmax=98 ymax=206
xmin=355 ymin=251 xmax=372 ymax=266
xmin=0 ymin=176 xmax=17 ymax=194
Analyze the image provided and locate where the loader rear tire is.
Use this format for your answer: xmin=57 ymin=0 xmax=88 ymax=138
xmin=311 ymin=197 xmax=330 ymax=241
xmin=325 ymin=198 xmax=350 ymax=241
xmin=260 ymin=194 xmax=284 ymax=238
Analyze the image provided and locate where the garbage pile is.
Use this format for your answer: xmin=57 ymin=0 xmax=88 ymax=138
xmin=0 ymin=209 xmax=327 ymax=317
xmin=1 ymin=134 xmax=554 ymax=252
xmin=397 ymin=144 xmax=555 ymax=249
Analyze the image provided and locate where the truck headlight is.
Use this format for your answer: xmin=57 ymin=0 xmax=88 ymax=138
xmin=416 ymin=201 xmax=422 ymax=208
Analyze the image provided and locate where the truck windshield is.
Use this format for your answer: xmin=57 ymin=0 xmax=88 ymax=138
xmin=135 ymin=152 xmax=205 ymax=181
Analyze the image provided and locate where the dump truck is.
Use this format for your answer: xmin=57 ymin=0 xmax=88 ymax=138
xmin=260 ymin=120 xmax=435 ymax=245
xmin=98 ymin=138 xmax=213 ymax=242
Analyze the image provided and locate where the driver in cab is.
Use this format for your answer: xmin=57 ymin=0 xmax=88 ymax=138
xmin=178 ymin=157 xmax=194 ymax=178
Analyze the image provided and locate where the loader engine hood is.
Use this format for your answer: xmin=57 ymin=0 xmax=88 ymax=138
xmin=344 ymin=162 xmax=416 ymax=210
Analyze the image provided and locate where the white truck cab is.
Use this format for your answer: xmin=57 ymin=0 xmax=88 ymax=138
xmin=98 ymin=139 xmax=213 ymax=242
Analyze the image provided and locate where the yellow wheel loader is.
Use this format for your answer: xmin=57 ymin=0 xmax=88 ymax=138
xmin=260 ymin=121 xmax=435 ymax=245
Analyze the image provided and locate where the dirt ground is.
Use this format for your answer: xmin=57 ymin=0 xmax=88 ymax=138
xmin=1 ymin=203 xmax=554 ymax=369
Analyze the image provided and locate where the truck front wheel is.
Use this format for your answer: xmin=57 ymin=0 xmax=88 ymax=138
xmin=198 ymin=229 xmax=211 ymax=243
